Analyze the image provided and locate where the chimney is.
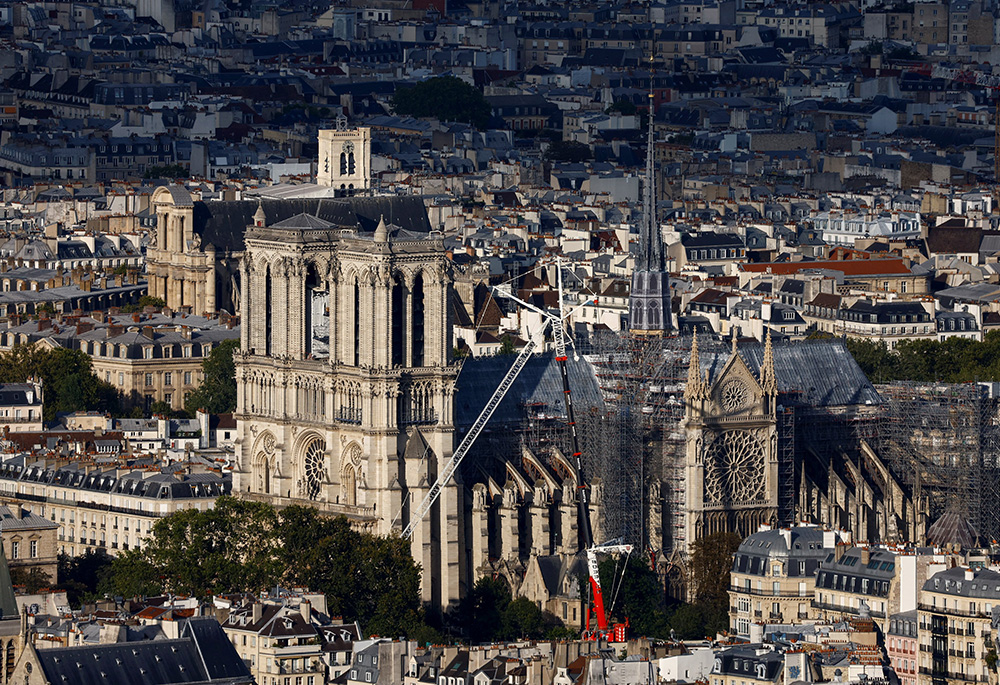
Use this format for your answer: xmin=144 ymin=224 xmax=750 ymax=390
xmin=142 ymin=326 xmax=154 ymax=340
xmin=252 ymin=603 xmax=263 ymax=624
xmin=834 ymin=542 xmax=849 ymax=562
xmin=300 ymin=599 xmax=311 ymax=623
xmin=132 ymin=313 xmax=141 ymax=323
xmin=965 ymin=568 xmax=975 ymax=582
xmin=860 ymin=547 xmax=870 ymax=565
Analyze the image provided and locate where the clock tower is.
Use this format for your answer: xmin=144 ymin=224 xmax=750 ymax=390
xmin=317 ymin=116 xmax=372 ymax=193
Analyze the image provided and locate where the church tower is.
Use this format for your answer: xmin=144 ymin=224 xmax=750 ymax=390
xmin=628 ymin=69 xmax=671 ymax=336
xmin=233 ymin=207 xmax=463 ymax=610
xmin=317 ymin=116 xmax=372 ymax=193
xmin=683 ymin=330 xmax=779 ymax=546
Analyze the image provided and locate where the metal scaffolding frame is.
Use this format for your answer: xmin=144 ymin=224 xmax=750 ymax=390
xmin=872 ymin=382 xmax=1000 ymax=542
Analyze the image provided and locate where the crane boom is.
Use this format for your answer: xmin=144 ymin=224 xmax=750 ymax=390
xmin=402 ymin=323 xmax=547 ymax=539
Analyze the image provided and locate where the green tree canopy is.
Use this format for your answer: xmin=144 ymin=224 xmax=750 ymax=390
xmin=454 ymin=576 xmax=553 ymax=642
xmin=392 ymin=76 xmax=492 ymax=128
xmin=598 ymin=555 xmax=672 ymax=638
xmin=106 ymin=498 xmax=432 ymax=638
xmin=57 ymin=549 xmax=114 ymax=607
xmin=184 ymin=339 xmax=239 ymax=414
xmin=844 ymin=331 xmax=1000 ymax=383
xmin=0 ymin=345 xmax=119 ymax=420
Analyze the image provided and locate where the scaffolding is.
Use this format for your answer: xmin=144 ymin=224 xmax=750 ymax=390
xmin=577 ymin=332 xmax=719 ymax=553
xmin=873 ymin=382 xmax=1000 ymax=542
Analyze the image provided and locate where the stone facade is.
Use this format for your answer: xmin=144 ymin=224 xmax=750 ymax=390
xmin=684 ymin=331 xmax=780 ymax=543
xmin=317 ymin=122 xmax=371 ymax=192
xmin=146 ymin=185 xmax=240 ymax=315
xmin=233 ymin=209 xmax=464 ymax=609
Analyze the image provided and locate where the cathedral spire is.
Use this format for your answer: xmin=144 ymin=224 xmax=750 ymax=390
xmin=761 ymin=327 xmax=777 ymax=395
xmin=627 ymin=44 xmax=672 ymax=336
xmin=638 ymin=52 xmax=665 ymax=274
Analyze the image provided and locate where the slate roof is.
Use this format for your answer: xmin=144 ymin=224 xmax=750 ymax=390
xmin=35 ymin=618 xmax=251 ymax=685
xmin=926 ymin=510 xmax=980 ymax=549
xmin=700 ymin=340 xmax=881 ymax=407
xmin=454 ymin=352 xmax=604 ymax=427
xmin=191 ymin=196 xmax=432 ymax=253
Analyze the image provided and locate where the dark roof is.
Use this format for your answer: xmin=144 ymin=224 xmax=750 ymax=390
xmin=36 ymin=618 xmax=251 ymax=685
xmin=926 ymin=510 xmax=980 ymax=549
xmin=925 ymin=226 xmax=983 ymax=255
xmin=701 ymin=340 xmax=881 ymax=407
xmin=455 ymin=351 xmax=604 ymax=427
xmin=193 ymin=196 xmax=432 ymax=253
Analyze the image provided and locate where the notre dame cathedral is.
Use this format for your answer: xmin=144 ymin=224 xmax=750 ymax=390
xmin=141 ymin=123 xmax=944 ymax=615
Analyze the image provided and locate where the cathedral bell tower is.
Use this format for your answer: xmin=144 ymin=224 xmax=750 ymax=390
xmin=683 ymin=330 xmax=779 ymax=547
xmin=234 ymin=208 xmax=463 ymax=610
xmin=629 ymin=66 xmax=672 ymax=336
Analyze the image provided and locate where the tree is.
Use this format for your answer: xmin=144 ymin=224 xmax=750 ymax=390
xmin=133 ymin=496 xmax=282 ymax=598
xmin=689 ymin=531 xmax=741 ymax=603
xmin=498 ymin=334 xmax=517 ymax=355
xmin=57 ymin=549 xmax=114 ymax=607
xmin=392 ymin=76 xmax=492 ymax=129
xmin=456 ymin=576 xmax=511 ymax=643
xmin=11 ymin=566 xmax=51 ymax=594
xmin=121 ymin=295 xmax=167 ymax=314
xmin=0 ymin=345 xmax=119 ymax=420
xmin=144 ymin=164 xmax=187 ymax=179
xmin=105 ymin=499 xmax=434 ymax=639
xmin=185 ymin=339 xmax=239 ymax=414
xmin=606 ymin=99 xmax=637 ymax=116
xmin=688 ymin=531 xmax=741 ymax=638
xmin=598 ymin=556 xmax=672 ymax=638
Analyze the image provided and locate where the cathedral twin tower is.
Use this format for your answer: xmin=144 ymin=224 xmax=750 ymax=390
xmin=233 ymin=207 xmax=463 ymax=609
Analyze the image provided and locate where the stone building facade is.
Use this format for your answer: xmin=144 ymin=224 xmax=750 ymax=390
xmin=684 ymin=332 xmax=780 ymax=542
xmin=317 ymin=122 xmax=371 ymax=191
xmin=233 ymin=208 xmax=463 ymax=609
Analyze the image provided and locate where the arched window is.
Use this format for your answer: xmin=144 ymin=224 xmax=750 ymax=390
xmin=348 ymin=152 xmax=356 ymax=175
xmin=411 ymin=274 xmax=425 ymax=366
xmin=342 ymin=465 xmax=357 ymax=506
xmin=305 ymin=264 xmax=320 ymax=358
xmin=353 ymin=280 xmax=361 ymax=366
xmin=391 ymin=277 xmax=404 ymax=366
xmin=339 ymin=152 xmax=347 ymax=176
xmin=303 ymin=438 xmax=326 ymax=501
xmin=264 ymin=264 xmax=273 ymax=356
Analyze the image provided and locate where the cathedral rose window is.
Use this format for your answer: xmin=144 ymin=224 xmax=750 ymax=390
xmin=704 ymin=431 xmax=765 ymax=504
xmin=721 ymin=379 xmax=751 ymax=413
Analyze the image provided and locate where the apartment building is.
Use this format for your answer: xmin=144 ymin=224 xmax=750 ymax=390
xmin=917 ymin=567 xmax=1000 ymax=685
xmin=218 ymin=592 xmax=360 ymax=685
xmin=888 ymin=610 xmax=919 ymax=685
xmin=0 ymin=382 xmax=44 ymax=432
xmin=729 ymin=526 xmax=841 ymax=636
xmin=0 ymin=504 xmax=58 ymax=581
xmin=0 ymin=455 xmax=230 ymax=557
xmin=812 ymin=547 xmax=900 ymax=625
xmin=0 ymin=310 xmax=239 ymax=411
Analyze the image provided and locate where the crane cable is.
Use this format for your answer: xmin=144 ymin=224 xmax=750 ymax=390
xmin=606 ymin=547 xmax=632 ymax=621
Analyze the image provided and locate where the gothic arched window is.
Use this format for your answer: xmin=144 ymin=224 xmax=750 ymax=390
xmin=391 ymin=276 xmax=404 ymax=366
xmin=412 ymin=273 xmax=425 ymax=366
xmin=264 ymin=264 xmax=273 ymax=356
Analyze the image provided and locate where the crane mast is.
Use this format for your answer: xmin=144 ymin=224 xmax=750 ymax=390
xmin=497 ymin=262 xmax=631 ymax=641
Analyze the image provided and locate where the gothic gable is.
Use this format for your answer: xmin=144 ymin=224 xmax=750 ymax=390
xmin=707 ymin=350 xmax=764 ymax=419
